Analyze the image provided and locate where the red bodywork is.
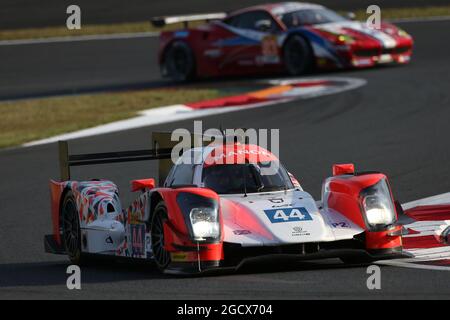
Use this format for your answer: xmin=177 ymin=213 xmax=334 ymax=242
xmin=157 ymin=3 xmax=413 ymax=79
xmin=326 ymin=169 xmax=402 ymax=252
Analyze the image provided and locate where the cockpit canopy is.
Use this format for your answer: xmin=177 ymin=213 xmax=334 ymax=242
xmin=165 ymin=143 xmax=295 ymax=194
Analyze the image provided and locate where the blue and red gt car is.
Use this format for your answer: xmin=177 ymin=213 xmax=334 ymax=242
xmin=152 ymin=2 xmax=413 ymax=81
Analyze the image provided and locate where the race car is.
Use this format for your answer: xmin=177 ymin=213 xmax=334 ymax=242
xmin=44 ymin=132 xmax=408 ymax=275
xmin=152 ymin=2 xmax=413 ymax=81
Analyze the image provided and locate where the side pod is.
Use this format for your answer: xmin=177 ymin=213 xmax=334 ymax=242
xmin=323 ymin=168 xmax=403 ymax=256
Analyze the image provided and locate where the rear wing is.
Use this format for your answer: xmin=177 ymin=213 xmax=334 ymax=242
xmin=150 ymin=12 xmax=226 ymax=28
xmin=58 ymin=129 xmax=252 ymax=185
xmin=58 ymin=132 xmax=178 ymax=185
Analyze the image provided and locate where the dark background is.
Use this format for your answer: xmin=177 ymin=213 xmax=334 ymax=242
xmin=1 ymin=0 xmax=449 ymax=29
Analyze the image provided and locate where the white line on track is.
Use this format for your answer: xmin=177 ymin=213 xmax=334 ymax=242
xmin=373 ymin=193 xmax=450 ymax=272
xmin=0 ymin=31 xmax=159 ymax=46
xmin=402 ymin=192 xmax=450 ymax=210
xmin=376 ymin=260 xmax=450 ymax=272
xmin=22 ymin=77 xmax=366 ymax=147
xmin=1 ymin=16 xmax=449 ymax=47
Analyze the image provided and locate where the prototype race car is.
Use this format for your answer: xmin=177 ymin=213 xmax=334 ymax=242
xmin=44 ymin=132 xmax=407 ymax=274
xmin=152 ymin=2 xmax=413 ymax=81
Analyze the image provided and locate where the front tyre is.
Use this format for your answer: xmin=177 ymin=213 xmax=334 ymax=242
xmin=163 ymin=41 xmax=195 ymax=81
xmin=150 ymin=202 xmax=171 ymax=272
xmin=61 ymin=191 xmax=83 ymax=265
xmin=283 ymin=35 xmax=313 ymax=76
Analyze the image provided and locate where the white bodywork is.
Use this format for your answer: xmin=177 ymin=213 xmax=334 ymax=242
xmin=220 ymin=189 xmax=363 ymax=246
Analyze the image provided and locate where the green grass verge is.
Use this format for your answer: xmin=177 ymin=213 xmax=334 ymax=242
xmin=0 ymin=88 xmax=223 ymax=149
xmin=1 ymin=5 xmax=449 ymax=41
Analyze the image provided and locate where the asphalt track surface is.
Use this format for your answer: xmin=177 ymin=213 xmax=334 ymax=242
xmin=2 ymin=0 xmax=449 ymax=29
xmin=0 ymin=20 xmax=450 ymax=299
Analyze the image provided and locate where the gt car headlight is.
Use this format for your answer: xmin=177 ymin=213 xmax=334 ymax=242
xmin=189 ymin=207 xmax=219 ymax=240
xmin=177 ymin=192 xmax=220 ymax=242
xmin=397 ymin=29 xmax=410 ymax=38
xmin=360 ymin=179 xmax=396 ymax=229
xmin=337 ymin=34 xmax=355 ymax=44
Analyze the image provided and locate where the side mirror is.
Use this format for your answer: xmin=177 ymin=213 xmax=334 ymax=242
xmin=332 ymin=163 xmax=355 ymax=176
xmin=255 ymin=19 xmax=272 ymax=32
xmin=345 ymin=12 xmax=356 ymax=20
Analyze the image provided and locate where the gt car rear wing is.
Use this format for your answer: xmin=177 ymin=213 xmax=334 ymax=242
xmin=151 ymin=12 xmax=226 ymax=28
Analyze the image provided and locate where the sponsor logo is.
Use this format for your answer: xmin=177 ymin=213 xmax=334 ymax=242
xmin=171 ymin=252 xmax=189 ymax=262
xmin=268 ymin=198 xmax=284 ymax=204
xmin=264 ymin=207 xmax=313 ymax=223
xmin=233 ymin=230 xmax=252 ymax=235
xmin=105 ymin=236 xmax=113 ymax=244
xmin=292 ymin=226 xmax=311 ymax=237
xmin=331 ymin=222 xmax=350 ymax=228
xmin=130 ymin=224 xmax=146 ymax=258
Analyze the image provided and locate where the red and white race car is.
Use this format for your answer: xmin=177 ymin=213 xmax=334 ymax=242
xmin=45 ymin=132 xmax=407 ymax=274
xmin=152 ymin=2 xmax=413 ymax=81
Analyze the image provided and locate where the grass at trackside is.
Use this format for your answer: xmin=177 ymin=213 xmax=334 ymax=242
xmin=0 ymin=89 xmax=223 ymax=149
xmin=1 ymin=5 xmax=450 ymax=41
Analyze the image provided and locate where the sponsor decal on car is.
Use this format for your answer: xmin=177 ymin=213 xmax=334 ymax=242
xmin=263 ymin=207 xmax=313 ymax=223
xmin=291 ymin=226 xmax=311 ymax=237
xmin=233 ymin=230 xmax=252 ymax=235
xmin=130 ymin=224 xmax=146 ymax=258
xmin=331 ymin=222 xmax=351 ymax=228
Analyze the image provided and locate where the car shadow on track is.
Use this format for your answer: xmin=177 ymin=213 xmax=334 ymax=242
xmin=0 ymin=258 xmax=369 ymax=287
xmin=0 ymin=260 xmax=165 ymax=288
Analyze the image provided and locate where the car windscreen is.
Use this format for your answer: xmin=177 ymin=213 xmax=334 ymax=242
xmin=202 ymin=163 xmax=293 ymax=194
xmin=281 ymin=8 xmax=347 ymax=28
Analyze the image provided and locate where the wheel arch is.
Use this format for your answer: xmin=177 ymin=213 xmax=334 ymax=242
xmin=160 ymin=39 xmax=197 ymax=80
xmin=282 ymin=31 xmax=316 ymax=69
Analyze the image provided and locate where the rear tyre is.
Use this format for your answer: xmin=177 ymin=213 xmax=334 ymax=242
xmin=61 ymin=191 xmax=84 ymax=265
xmin=163 ymin=41 xmax=196 ymax=81
xmin=150 ymin=202 xmax=171 ymax=272
xmin=283 ymin=35 xmax=313 ymax=76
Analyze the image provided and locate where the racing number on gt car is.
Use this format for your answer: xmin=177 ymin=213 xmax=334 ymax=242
xmin=261 ymin=36 xmax=279 ymax=63
xmin=262 ymin=36 xmax=278 ymax=56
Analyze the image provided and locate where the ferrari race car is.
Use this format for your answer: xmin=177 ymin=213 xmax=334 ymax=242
xmin=44 ymin=132 xmax=408 ymax=275
xmin=152 ymin=2 xmax=414 ymax=81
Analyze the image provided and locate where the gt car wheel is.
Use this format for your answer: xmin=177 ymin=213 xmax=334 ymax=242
xmin=61 ymin=191 xmax=83 ymax=264
xmin=164 ymin=41 xmax=195 ymax=81
xmin=283 ymin=35 xmax=313 ymax=76
xmin=150 ymin=202 xmax=171 ymax=272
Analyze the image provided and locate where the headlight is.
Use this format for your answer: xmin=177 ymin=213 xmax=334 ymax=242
xmin=360 ymin=179 xmax=396 ymax=229
xmin=190 ymin=207 xmax=219 ymax=240
xmin=177 ymin=192 xmax=220 ymax=242
xmin=398 ymin=29 xmax=410 ymax=38
xmin=337 ymin=34 xmax=355 ymax=44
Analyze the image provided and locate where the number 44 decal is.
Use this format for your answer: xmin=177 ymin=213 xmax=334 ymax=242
xmin=264 ymin=207 xmax=313 ymax=223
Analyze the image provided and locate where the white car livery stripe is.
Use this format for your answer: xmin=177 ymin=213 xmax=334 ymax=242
xmin=316 ymin=21 xmax=397 ymax=49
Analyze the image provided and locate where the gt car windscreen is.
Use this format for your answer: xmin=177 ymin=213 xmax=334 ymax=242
xmin=281 ymin=9 xmax=347 ymax=28
xmin=202 ymin=163 xmax=294 ymax=194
